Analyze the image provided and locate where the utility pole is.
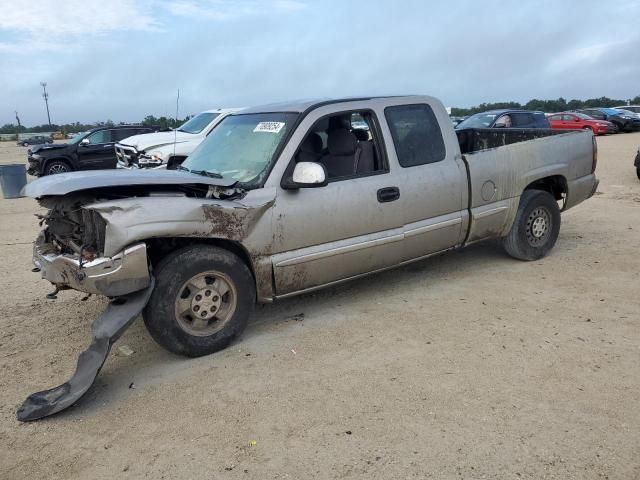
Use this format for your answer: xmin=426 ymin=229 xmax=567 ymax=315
xmin=40 ymin=82 xmax=51 ymax=127
xmin=15 ymin=111 xmax=22 ymax=142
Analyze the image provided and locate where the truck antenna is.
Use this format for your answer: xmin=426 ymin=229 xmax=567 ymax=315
xmin=173 ymin=88 xmax=180 ymax=160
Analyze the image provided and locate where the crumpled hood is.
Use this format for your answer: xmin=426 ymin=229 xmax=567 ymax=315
xmin=30 ymin=143 xmax=69 ymax=154
xmin=23 ymin=169 xmax=236 ymax=198
xmin=117 ymin=130 xmax=196 ymax=151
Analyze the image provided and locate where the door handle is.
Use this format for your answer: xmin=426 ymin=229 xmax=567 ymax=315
xmin=377 ymin=186 xmax=400 ymax=203
xmin=104 ymin=144 xmax=114 ymax=148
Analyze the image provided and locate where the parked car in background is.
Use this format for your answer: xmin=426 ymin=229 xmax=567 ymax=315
xmin=116 ymin=108 xmax=241 ymax=170
xmin=614 ymin=105 xmax=640 ymax=114
xmin=578 ymin=108 xmax=640 ymax=132
xmin=614 ymin=108 xmax=640 ymax=120
xmin=455 ymin=109 xmax=550 ymax=129
xmin=17 ymin=135 xmax=53 ymax=147
xmin=547 ymin=112 xmax=614 ymax=135
xmin=27 ymin=125 xmax=159 ymax=176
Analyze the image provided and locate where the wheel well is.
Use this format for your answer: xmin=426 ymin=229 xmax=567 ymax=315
xmin=525 ymin=175 xmax=567 ymax=201
xmin=145 ymin=237 xmax=256 ymax=280
xmin=44 ymin=157 xmax=72 ymax=171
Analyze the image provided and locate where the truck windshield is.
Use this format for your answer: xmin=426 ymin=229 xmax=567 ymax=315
xmin=181 ymin=113 xmax=298 ymax=184
xmin=178 ymin=112 xmax=220 ymax=134
xmin=456 ymin=113 xmax=498 ymax=129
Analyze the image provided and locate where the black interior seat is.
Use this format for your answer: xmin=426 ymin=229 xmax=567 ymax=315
xmin=321 ymin=129 xmax=360 ymax=178
xmin=352 ymin=129 xmax=375 ymax=174
xmin=296 ymin=132 xmax=323 ymax=163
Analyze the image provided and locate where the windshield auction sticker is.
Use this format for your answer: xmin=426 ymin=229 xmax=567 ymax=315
xmin=254 ymin=122 xmax=285 ymax=134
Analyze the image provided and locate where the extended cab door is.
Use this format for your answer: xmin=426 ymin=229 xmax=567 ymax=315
xmin=77 ymin=129 xmax=116 ymax=169
xmin=382 ymin=100 xmax=468 ymax=260
xmin=269 ymin=103 xmax=405 ymax=296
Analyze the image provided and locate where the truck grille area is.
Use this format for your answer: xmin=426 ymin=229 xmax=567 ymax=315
xmin=115 ymin=144 xmax=138 ymax=167
xmin=41 ymin=204 xmax=107 ymax=257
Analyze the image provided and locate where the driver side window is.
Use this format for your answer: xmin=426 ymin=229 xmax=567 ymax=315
xmin=292 ymin=111 xmax=385 ymax=181
xmin=87 ymin=130 xmax=112 ymax=144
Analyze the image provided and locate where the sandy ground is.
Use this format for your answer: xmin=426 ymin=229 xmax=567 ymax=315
xmin=0 ymin=134 xmax=638 ymax=479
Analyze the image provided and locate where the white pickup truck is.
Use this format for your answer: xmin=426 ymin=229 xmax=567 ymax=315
xmin=115 ymin=108 xmax=241 ymax=169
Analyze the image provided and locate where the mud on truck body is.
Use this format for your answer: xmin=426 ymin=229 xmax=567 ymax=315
xmin=18 ymin=96 xmax=599 ymax=421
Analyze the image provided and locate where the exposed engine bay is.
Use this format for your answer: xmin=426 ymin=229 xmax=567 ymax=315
xmin=37 ymin=184 xmax=246 ymax=259
xmin=38 ymin=194 xmax=107 ymax=259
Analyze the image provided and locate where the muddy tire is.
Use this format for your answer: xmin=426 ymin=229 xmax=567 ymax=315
xmin=502 ymin=190 xmax=561 ymax=261
xmin=143 ymin=245 xmax=255 ymax=357
xmin=44 ymin=160 xmax=72 ymax=175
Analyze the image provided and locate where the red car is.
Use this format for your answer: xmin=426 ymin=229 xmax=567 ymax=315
xmin=547 ymin=112 xmax=613 ymax=135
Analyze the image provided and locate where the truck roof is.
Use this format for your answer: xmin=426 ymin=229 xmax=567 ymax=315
xmin=241 ymin=96 xmax=421 ymax=114
xmin=201 ymin=108 xmax=244 ymax=114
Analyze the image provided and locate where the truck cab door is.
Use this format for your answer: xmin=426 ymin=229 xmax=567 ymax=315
xmin=77 ymin=129 xmax=116 ymax=169
xmin=269 ymin=106 xmax=405 ymax=296
xmin=383 ymin=102 xmax=468 ymax=260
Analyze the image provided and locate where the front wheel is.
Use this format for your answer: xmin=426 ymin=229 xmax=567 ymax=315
xmin=143 ymin=245 xmax=255 ymax=357
xmin=502 ymin=190 xmax=561 ymax=261
xmin=44 ymin=160 xmax=71 ymax=175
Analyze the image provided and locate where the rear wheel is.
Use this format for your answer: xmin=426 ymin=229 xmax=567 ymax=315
xmin=502 ymin=190 xmax=561 ymax=261
xmin=44 ymin=160 xmax=71 ymax=175
xmin=143 ymin=245 xmax=255 ymax=357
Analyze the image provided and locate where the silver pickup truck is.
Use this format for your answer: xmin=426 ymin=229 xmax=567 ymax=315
xmin=18 ymin=96 xmax=598 ymax=420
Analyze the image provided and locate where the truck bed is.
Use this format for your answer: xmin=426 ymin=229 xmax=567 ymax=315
xmin=458 ymin=128 xmax=596 ymax=244
xmin=456 ymin=128 xmax=571 ymax=154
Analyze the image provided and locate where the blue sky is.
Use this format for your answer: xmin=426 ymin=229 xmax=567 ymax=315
xmin=1 ymin=0 xmax=639 ymax=125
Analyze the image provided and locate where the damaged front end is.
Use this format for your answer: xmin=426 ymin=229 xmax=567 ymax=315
xmin=34 ymin=195 xmax=150 ymax=297
xmin=18 ymin=169 xmax=251 ymax=421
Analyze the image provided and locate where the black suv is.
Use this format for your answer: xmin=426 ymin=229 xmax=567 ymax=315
xmin=18 ymin=135 xmax=53 ymax=147
xmin=455 ymin=109 xmax=550 ymax=129
xmin=27 ymin=125 xmax=158 ymax=176
xmin=576 ymin=108 xmax=640 ymax=133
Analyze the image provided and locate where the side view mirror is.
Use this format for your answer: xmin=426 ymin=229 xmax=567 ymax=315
xmin=282 ymin=162 xmax=328 ymax=189
xmin=493 ymin=123 xmax=506 ymax=128
xmin=80 ymin=138 xmax=90 ymax=146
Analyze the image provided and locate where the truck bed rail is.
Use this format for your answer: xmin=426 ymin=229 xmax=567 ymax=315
xmin=456 ymin=128 xmax=572 ymax=155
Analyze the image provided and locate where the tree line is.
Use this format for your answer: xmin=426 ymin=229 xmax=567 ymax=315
xmin=450 ymin=95 xmax=640 ymax=117
xmin=0 ymin=114 xmax=193 ymax=135
xmin=3 ymin=94 xmax=640 ymax=134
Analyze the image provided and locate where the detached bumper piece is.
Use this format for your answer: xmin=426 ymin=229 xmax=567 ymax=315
xmin=16 ymin=278 xmax=155 ymax=422
xmin=34 ymin=240 xmax=150 ymax=297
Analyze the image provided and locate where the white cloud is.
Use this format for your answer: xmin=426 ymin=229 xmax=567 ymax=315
xmin=0 ymin=0 xmax=305 ymax=51
xmin=0 ymin=0 xmax=161 ymax=50
xmin=160 ymin=0 xmax=306 ymax=20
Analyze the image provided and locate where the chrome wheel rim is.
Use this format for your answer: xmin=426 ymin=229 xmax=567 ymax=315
xmin=174 ymin=271 xmax=237 ymax=336
xmin=526 ymin=207 xmax=551 ymax=246
xmin=48 ymin=164 xmax=69 ymax=174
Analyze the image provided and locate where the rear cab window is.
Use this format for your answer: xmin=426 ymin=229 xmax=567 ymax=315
xmin=384 ymin=104 xmax=446 ymax=167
